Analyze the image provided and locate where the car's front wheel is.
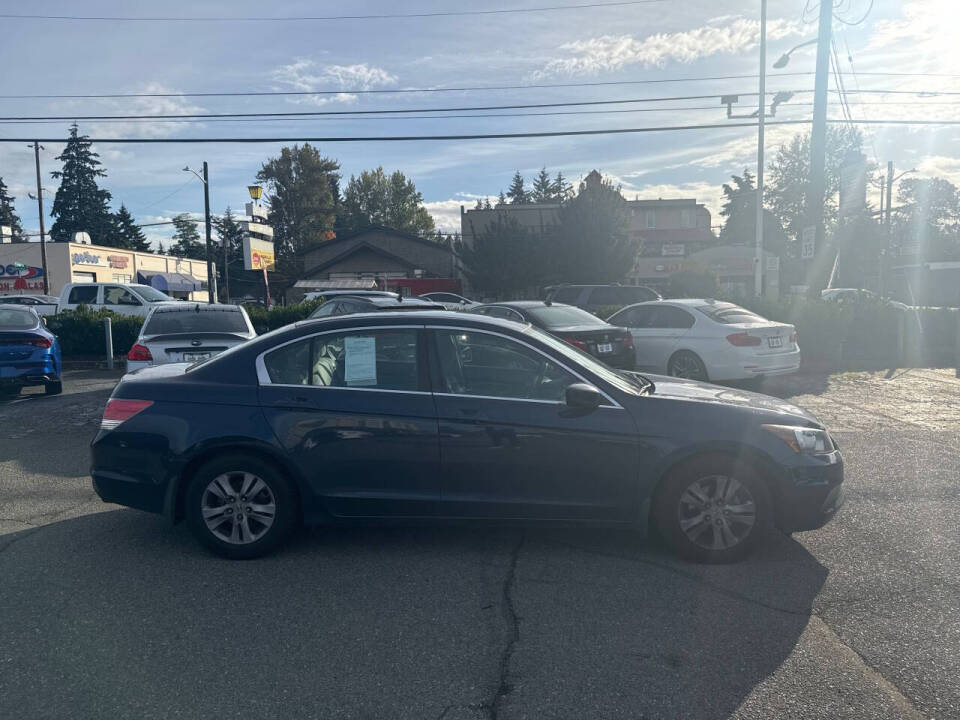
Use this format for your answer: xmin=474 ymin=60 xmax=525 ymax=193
xmin=185 ymin=455 xmax=298 ymax=559
xmin=44 ymin=380 xmax=63 ymax=395
xmin=654 ymin=455 xmax=771 ymax=563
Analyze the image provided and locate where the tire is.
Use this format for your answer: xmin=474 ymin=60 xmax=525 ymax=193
xmin=185 ymin=454 xmax=298 ymax=559
xmin=44 ymin=380 xmax=63 ymax=396
xmin=653 ymin=454 xmax=772 ymax=564
xmin=667 ymin=350 xmax=709 ymax=382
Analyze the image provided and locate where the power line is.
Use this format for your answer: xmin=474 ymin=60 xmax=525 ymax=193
xmin=0 ymin=92 xmax=806 ymax=122
xmin=1 ymin=118 xmax=958 ymax=145
xmin=2 ymin=100 xmax=956 ymax=127
xmin=2 ymin=71 xmax=958 ymax=101
xmin=0 ymin=1 xmax=666 ymax=22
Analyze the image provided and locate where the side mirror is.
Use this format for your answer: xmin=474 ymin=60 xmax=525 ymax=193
xmin=564 ymin=382 xmax=604 ymax=410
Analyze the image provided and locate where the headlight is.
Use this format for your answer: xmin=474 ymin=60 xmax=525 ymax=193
xmin=762 ymin=424 xmax=835 ymax=454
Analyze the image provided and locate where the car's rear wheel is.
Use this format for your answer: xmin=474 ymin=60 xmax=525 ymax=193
xmin=667 ymin=350 xmax=708 ymax=381
xmin=185 ymin=455 xmax=298 ymax=559
xmin=44 ymin=380 xmax=63 ymax=396
xmin=654 ymin=454 xmax=771 ymax=563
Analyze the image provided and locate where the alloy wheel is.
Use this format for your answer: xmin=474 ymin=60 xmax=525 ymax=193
xmin=669 ymin=353 xmax=706 ymax=380
xmin=677 ymin=474 xmax=756 ymax=551
xmin=201 ymin=472 xmax=277 ymax=545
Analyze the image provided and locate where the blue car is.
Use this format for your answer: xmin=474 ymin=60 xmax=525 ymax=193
xmin=91 ymin=311 xmax=843 ymax=563
xmin=0 ymin=306 xmax=62 ymax=396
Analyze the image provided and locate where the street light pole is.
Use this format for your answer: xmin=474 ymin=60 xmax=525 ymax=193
xmin=808 ymin=0 xmax=833 ymax=291
xmin=202 ymin=161 xmax=214 ymax=304
xmin=754 ymin=0 xmax=767 ymax=297
xmin=31 ymin=141 xmax=49 ymax=295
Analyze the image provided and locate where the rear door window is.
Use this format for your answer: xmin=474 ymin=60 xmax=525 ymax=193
xmin=651 ymin=306 xmax=695 ymax=329
xmin=262 ymin=329 xmax=420 ymax=391
xmin=67 ymin=285 xmax=99 ymax=304
xmin=610 ymin=306 xmax=655 ymax=328
xmin=550 ymin=287 xmax=582 ymax=304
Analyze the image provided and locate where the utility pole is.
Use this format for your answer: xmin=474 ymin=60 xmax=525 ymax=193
xmin=202 ymin=161 xmax=214 ymax=304
xmin=884 ymin=161 xmax=894 ymax=229
xmin=222 ymin=229 xmax=230 ymax=304
xmin=807 ymin=0 xmax=833 ymax=291
xmin=32 ymin=141 xmax=49 ymax=295
xmin=754 ymin=0 xmax=767 ymax=297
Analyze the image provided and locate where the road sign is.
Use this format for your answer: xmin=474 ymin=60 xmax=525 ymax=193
xmin=801 ymin=225 xmax=816 ymax=259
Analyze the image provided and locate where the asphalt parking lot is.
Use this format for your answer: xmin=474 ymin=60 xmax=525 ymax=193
xmin=0 ymin=367 xmax=957 ymax=719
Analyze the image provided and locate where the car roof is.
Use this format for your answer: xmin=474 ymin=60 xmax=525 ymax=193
xmin=294 ymin=309 xmax=527 ymax=331
xmin=475 ymin=300 xmax=560 ymax=309
xmin=362 ymin=296 xmax=442 ymax=307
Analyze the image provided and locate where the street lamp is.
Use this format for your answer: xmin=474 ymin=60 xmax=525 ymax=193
xmin=772 ymin=38 xmax=817 ymax=69
xmin=182 ymin=163 xmax=215 ymax=303
xmin=248 ymin=185 xmax=263 ymax=202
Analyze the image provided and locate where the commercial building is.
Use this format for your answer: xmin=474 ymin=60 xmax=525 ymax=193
xmin=0 ymin=240 xmax=210 ymax=301
xmin=291 ymin=225 xmax=460 ymax=302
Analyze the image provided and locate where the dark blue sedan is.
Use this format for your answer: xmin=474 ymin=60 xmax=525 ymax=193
xmin=0 ymin=306 xmax=62 ymax=396
xmin=91 ymin=311 xmax=843 ymax=563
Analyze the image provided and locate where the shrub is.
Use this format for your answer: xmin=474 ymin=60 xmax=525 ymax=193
xmin=46 ymin=307 xmax=144 ymax=358
xmin=243 ymin=299 xmax=324 ymax=334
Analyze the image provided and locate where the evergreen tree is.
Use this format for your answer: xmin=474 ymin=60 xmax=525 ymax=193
xmin=552 ymin=172 xmax=572 ymax=202
xmin=213 ymin=206 xmax=256 ymax=300
xmin=483 ymin=198 xmax=492 ymax=210
xmin=497 ymin=191 xmax=507 ymax=206
xmin=475 ymin=198 xmax=484 ymax=210
xmin=157 ymin=241 xmax=166 ymax=255
xmin=531 ymin=167 xmax=553 ymax=203
xmin=456 ymin=213 xmax=551 ymax=296
xmin=718 ymin=169 xmax=788 ymax=255
xmin=50 ymin=123 xmax=118 ymax=245
xmin=0 ymin=176 xmax=25 ymax=242
xmin=168 ymin=214 xmax=205 ymax=260
xmin=113 ymin=205 xmax=151 ymax=251
xmin=554 ymin=171 xmax=637 ymax=283
xmin=506 ymin=171 xmax=528 ymax=204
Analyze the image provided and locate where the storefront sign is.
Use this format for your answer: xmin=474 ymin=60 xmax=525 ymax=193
xmin=108 ymin=254 xmax=129 ymax=269
xmin=243 ymin=236 xmax=276 ymax=271
xmin=0 ymin=263 xmax=43 ymax=278
xmin=72 ymin=251 xmax=104 ymax=266
xmin=661 ymin=244 xmax=686 ymax=256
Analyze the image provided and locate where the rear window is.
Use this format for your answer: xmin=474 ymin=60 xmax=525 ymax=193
xmin=144 ymin=309 xmax=249 ymax=335
xmin=527 ymin=305 xmax=606 ymax=328
xmin=694 ymin=303 xmax=766 ymax=324
xmin=67 ymin=286 xmax=98 ymax=304
xmin=0 ymin=308 xmax=38 ymax=329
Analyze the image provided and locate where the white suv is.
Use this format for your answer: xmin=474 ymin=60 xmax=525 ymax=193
xmin=57 ymin=283 xmax=180 ymax=317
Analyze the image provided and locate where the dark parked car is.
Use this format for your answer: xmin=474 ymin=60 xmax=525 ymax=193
xmin=91 ymin=311 xmax=844 ymax=563
xmin=470 ymin=300 xmax=635 ymax=370
xmin=308 ymin=295 xmax=446 ymax=318
xmin=0 ymin=306 xmax=62 ymax=395
xmin=544 ymin=284 xmax=661 ymax=311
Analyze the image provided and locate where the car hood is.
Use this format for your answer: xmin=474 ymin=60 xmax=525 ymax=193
xmin=646 ymin=374 xmax=821 ymax=426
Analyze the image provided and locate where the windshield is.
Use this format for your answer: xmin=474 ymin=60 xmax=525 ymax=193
xmin=527 ymin=305 xmax=606 ymax=328
xmin=131 ymin=285 xmax=174 ymax=302
xmin=0 ymin=307 xmax=38 ymax=329
xmin=524 ymin=324 xmax=646 ymax=396
xmin=144 ymin=308 xmax=250 ymax=335
xmin=694 ymin=302 xmax=766 ymax=324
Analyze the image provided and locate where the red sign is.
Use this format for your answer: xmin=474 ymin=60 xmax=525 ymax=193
xmin=108 ymin=255 xmax=130 ymax=269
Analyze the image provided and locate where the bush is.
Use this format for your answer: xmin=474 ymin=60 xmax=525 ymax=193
xmin=46 ymin=307 xmax=144 ymax=358
xmin=243 ymin=299 xmax=324 ymax=334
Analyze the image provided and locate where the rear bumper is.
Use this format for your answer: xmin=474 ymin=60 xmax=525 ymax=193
xmin=92 ymin=469 xmax=167 ymax=514
xmin=593 ymin=349 xmax=635 ymax=370
xmin=91 ymin=433 xmax=174 ymax=516
xmin=776 ymin=450 xmax=845 ymax=532
xmin=709 ymin=348 xmax=801 ymax=381
xmin=0 ymin=362 xmax=60 ymax=387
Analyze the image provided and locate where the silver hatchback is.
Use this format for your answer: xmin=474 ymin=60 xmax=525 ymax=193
xmin=126 ymin=304 xmax=256 ymax=372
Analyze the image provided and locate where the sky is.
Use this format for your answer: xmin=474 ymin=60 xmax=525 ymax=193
xmin=0 ymin=0 xmax=958 ymax=247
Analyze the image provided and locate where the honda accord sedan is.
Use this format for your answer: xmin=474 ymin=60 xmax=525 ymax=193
xmin=91 ymin=311 xmax=843 ymax=563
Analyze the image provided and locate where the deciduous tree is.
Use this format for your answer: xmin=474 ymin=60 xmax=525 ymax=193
xmin=456 ymin=212 xmax=551 ymax=297
xmin=340 ymin=166 xmax=435 ymax=236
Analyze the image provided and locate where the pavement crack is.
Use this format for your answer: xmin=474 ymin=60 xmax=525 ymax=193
xmin=489 ymin=531 xmax=525 ymax=720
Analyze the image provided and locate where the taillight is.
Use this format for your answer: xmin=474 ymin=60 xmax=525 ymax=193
xmin=127 ymin=344 xmax=153 ymax=362
xmin=564 ymin=337 xmax=588 ymax=350
xmin=621 ymin=331 xmax=634 ymax=349
xmin=726 ymin=332 xmax=762 ymax=347
xmin=26 ymin=337 xmax=52 ymax=348
xmin=790 ymin=331 xmax=797 ymax=344
xmin=101 ymin=398 xmax=153 ymax=430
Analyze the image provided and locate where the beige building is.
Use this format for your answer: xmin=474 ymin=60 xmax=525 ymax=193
xmin=0 ymin=241 xmax=210 ymax=301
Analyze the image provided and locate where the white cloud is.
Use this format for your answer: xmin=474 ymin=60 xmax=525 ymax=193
xmin=423 ymin=199 xmax=469 ymax=233
xmin=534 ymin=16 xmax=803 ymax=78
xmin=81 ymin=83 xmax=207 ymax=139
xmin=915 ymin=155 xmax=960 ymax=186
xmin=270 ymin=60 xmax=397 ymax=106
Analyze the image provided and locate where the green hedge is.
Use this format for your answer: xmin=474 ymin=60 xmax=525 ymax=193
xmin=243 ymin=299 xmax=324 ymax=335
xmin=46 ymin=308 xmax=145 ymax=358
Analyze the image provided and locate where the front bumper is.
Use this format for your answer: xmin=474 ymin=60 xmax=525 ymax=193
xmin=776 ymin=450 xmax=845 ymax=532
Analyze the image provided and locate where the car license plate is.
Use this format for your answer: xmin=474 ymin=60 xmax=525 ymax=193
xmin=597 ymin=342 xmax=614 ymax=354
xmin=767 ymin=336 xmax=783 ymax=348
xmin=182 ymin=352 xmax=211 ymax=362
